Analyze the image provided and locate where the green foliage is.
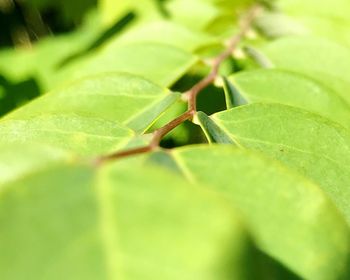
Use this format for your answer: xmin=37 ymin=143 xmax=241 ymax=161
xmin=1 ymin=0 xmax=350 ymax=279
xmin=203 ymin=104 xmax=350 ymax=224
xmin=225 ymin=70 xmax=350 ymax=127
xmin=171 ymin=146 xmax=350 ymax=279
xmin=1 ymin=162 xmax=258 ymax=279
xmin=0 ymin=73 xmax=178 ymax=156
xmin=260 ymin=37 xmax=350 ymax=104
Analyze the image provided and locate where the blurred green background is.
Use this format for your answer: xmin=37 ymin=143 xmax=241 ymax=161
xmin=0 ymin=0 xmax=97 ymax=48
xmin=0 ymin=0 xmax=183 ymax=117
xmin=0 ymin=0 xmax=100 ymax=116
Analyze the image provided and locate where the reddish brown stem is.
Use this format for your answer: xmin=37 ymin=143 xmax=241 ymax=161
xmin=96 ymin=4 xmax=262 ymax=164
xmin=95 ymin=146 xmax=153 ymax=164
xmin=96 ymin=111 xmax=194 ymax=164
xmin=150 ymin=110 xmax=194 ymax=147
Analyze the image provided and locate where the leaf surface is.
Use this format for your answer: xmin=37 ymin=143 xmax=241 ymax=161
xmin=226 ymin=69 xmax=350 ymax=127
xmin=279 ymin=0 xmax=350 ymax=22
xmin=0 ymin=143 xmax=71 ymax=186
xmin=260 ymin=37 xmax=350 ymax=104
xmin=0 ymin=73 xmax=179 ymax=156
xmin=205 ymin=103 xmax=350 ymax=226
xmin=0 ymin=161 xmax=262 ymax=280
xmin=169 ymin=145 xmax=350 ymax=280
xmin=255 ymin=10 xmax=350 ymax=47
xmin=113 ymin=20 xmax=217 ymax=52
xmin=55 ymin=42 xmax=198 ymax=88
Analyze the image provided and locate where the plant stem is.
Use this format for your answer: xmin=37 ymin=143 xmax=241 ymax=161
xmin=96 ymin=4 xmax=262 ymax=164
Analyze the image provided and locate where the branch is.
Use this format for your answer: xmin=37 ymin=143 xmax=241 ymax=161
xmin=94 ymin=111 xmax=193 ymax=164
xmin=95 ymin=4 xmax=262 ymax=164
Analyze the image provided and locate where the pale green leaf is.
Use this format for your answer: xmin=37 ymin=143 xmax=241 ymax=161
xmin=260 ymin=37 xmax=350 ymax=105
xmin=0 ymin=114 xmax=133 ymax=157
xmin=255 ymin=7 xmax=350 ymax=47
xmin=111 ymin=20 xmax=217 ymax=52
xmin=164 ymin=0 xmax=253 ymax=36
xmin=99 ymin=0 xmax=161 ymax=27
xmin=54 ymin=42 xmax=198 ymax=88
xmin=0 ymin=73 xmax=179 ymax=156
xmin=279 ymin=0 xmax=350 ymax=23
xmin=99 ymin=0 xmax=133 ymax=26
xmin=208 ymin=103 xmax=350 ymax=226
xmin=255 ymin=11 xmax=309 ymax=38
xmin=226 ymin=69 xmax=350 ymax=128
xmin=165 ymin=0 xmax=221 ymax=31
xmin=170 ymin=145 xmax=350 ymax=280
xmin=0 ymin=162 xmax=262 ymax=280
xmin=294 ymin=16 xmax=350 ymax=48
xmin=0 ymin=143 xmax=72 ymax=186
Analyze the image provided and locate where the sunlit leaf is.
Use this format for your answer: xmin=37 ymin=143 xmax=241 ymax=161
xmin=54 ymin=42 xmax=198 ymax=88
xmin=0 ymin=73 xmax=179 ymax=156
xmin=162 ymin=146 xmax=350 ymax=279
xmin=0 ymin=161 xmax=264 ymax=280
xmin=225 ymin=69 xmax=350 ymax=127
xmin=260 ymin=37 xmax=350 ymax=105
xmin=205 ymin=103 xmax=350 ymax=226
xmin=111 ymin=20 xmax=217 ymax=52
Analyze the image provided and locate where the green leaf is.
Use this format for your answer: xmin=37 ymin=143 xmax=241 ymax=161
xmin=279 ymin=0 xmax=350 ymax=23
xmin=295 ymin=16 xmax=350 ymax=47
xmin=110 ymin=20 xmax=217 ymax=52
xmin=54 ymin=42 xmax=198 ymax=88
xmin=0 ymin=49 xmax=37 ymax=83
xmin=0 ymin=73 xmax=179 ymax=156
xmin=207 ymin=103 xmax=350 ymax=226
xmin=0 ymin=143 xmax=71 ymax=186
xmin=196 ymin=111 xmax=236 ymax=144
xmin=99 ymin=0 xmax=161 ymax=27
xmin=99 ymin=0 xmax=133 ymax=26
xmin=222 ymin=76 xmax=248 ymax=109
xmin=225 ymin=69 xmax=350 ymax=128
xmin=255 ymin=9 xmax=350 ymax=47
xmin=0 ymin=161 xmax=263 ymax=280
xmin=260 ymin=37 xmax=350 ymax=105
xmin=168 ymin=145 xmax=350 ymax=279
xmin=0 ymin=114 xmax=133 ymax=157
xmin=254 ymin=11 xmax=309 ymax=38
xmin=165 ymin=0 xmax=221 ymax=31
xmin=165 ymin=0 xmax=253 ymax=33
